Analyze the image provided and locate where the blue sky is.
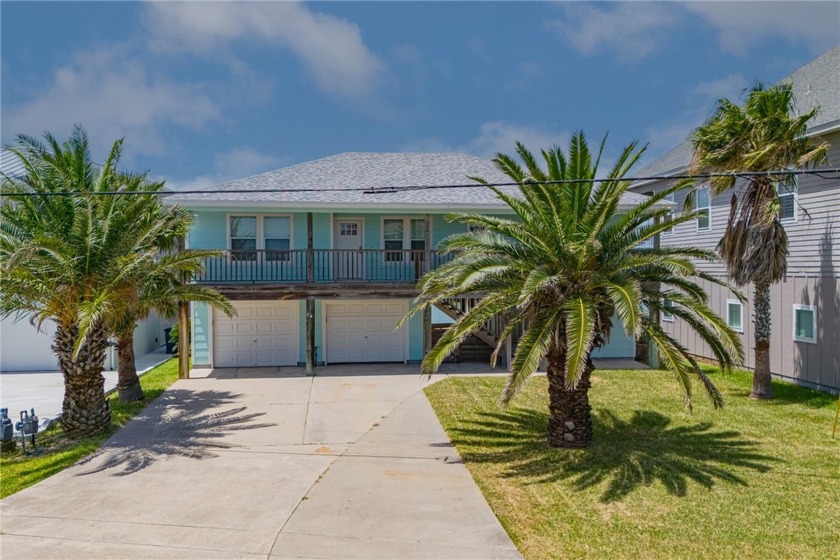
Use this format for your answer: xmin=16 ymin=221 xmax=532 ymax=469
xmin=2 ymin=1 xmax=838 ymax=189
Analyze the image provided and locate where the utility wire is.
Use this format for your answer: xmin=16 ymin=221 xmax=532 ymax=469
xmin=1 ymin=168 xmax=838 ymax=197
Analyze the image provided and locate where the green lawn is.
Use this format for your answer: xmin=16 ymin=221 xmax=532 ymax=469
xmin=425 ymin=368 xmax=839 ymax=560
xmin=0 ymin=358 xmax=179 ymax=498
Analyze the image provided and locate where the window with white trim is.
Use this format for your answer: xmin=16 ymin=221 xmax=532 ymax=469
xmin=695 ymin=187 xmax=710 ymax=231
xmin=776 ymin=178 xmax=798 ymax=222
xmin=726 ymin=299 xmax=743 ymax=333
xmin=793 ymin=305 xmax=817 ymax=343
xmin=662 ymin=192 xmax=675 ymax=236
xmin=662 ymin=298 xmax=674 ymax=322
xmin=384 ymin=218 xmax=426 ymax=262
xmin=229 ymin=215 xmax=291 ymax=261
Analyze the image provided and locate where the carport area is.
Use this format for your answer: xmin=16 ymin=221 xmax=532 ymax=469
xmin=0 ymin=363 xmax=522 ymax=559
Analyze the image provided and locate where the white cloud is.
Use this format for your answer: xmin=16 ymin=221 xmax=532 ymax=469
xmin=690 ymin=73 xmax=748 ymax=98
xmin=684 ymin=1 xmax=840 ymax=55
xmin=143 ymin=1 xmax=383 ymax=100
xmin=467 ymin=121 xmax=569 ymax=157
xmin=549 ymin=3 xmax=680 ymax=61
xmin=549 ymin=2 xmax=837 ymax=61
xmin=402 ymin=121 xmax=569 ymax=159
xmin=168 ymin=147 xmax=284 ymax=191
xmin=2 ymin=47 xmax=220 ymax=157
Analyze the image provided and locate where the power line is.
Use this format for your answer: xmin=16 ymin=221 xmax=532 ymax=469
xmin=1 ymin=168 xmax=838 ymax=197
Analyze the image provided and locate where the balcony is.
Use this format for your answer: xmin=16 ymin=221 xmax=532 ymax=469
xmin=196 ymin=249 xmax=453 ymax=285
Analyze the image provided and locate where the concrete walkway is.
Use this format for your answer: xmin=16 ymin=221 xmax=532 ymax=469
xmin=0 ymin=347 xmax=172 ymax=430
xmin=1 ymin=364 xmax=522 ymax=559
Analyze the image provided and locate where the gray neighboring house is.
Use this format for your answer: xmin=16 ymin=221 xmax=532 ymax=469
xmin=630 ymin=46 xmax=840 ymax=392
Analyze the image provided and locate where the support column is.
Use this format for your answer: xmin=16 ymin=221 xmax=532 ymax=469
xmin=423 ymin=306 xmax=432 ymax=356
xmin=505 ymin=335 xmax=513 ymax=371
xmin=306 ymin=296 xmax=315 ymax=375
xmin=305 ymin=213 xmax=316 ymax=376
xmin=306 ymin=212 xmax=314 ymax=284
xmin=178 ymin=303 xmax=190 ymax=379
xmin=424 ymin=213 xmax=431 ymax=274
xmin=177 ymin=236 xmax=190 ymax=379
xmin=648 ymin=213 xmax=661 ymax=368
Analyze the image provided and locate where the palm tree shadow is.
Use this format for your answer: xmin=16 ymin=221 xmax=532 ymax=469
xmin=454 ymin=408 xmax=779 ymax=503
xmin=76 ymin=389 xmax=276 ymax=477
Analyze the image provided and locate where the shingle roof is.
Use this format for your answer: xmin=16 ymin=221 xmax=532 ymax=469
xmin=634 ymin=45 xmax=840 ymax=182
xmin=166 ymin=151 xmax=655 ymax=209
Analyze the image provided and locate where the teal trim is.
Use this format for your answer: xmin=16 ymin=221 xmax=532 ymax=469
xmin=408 ymin=311 xmax=423 ymax=362
xmin=591 ymin=312 xmax=635 ymax=358
xmin=192 ymin=303 xmax=211 ymax=365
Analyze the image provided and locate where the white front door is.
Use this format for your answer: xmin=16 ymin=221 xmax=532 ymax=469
xmin=214 ymin=301 xmax=300 ymax=367
xmin=325 ymin=300 xmax=408 ymax=363
xmin=334 ymin=219 xmax=363 ymax=280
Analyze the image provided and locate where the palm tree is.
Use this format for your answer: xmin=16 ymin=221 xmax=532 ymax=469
xmin=687 ymin=83 xmax=828 ymax=399
xmin=111 ymin=250 xmax=234 ymax=402
xmin=0 ymin=126 xmax=231 ymax=433
xmin=1 ymin=128 xmax=140 ymax=435
xmin=409 ymin=132 xmax=744 ymax=448
xmin=101 ymin=176 xmax=233 ymax=402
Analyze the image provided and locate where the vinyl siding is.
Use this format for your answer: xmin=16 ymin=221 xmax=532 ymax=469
xmin=632 ymin=129 xmax=838 ymax=392
xmin=188 ymin=209 xmax=519 ymax=252
xmin=662 ymin=274 xmax=839 ymax=392
xmin=641 ymin=129 xmax=839 ymax=277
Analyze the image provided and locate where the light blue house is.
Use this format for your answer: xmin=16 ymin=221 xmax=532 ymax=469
xmin=165 ymin=152 xmax=643 ymax=370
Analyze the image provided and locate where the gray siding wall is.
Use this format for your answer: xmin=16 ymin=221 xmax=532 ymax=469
xmin=662 ymin=274 xmax=839 ymax=392
xmin=641 ymin=129 xmax=840 ymax=277
xmin=633 ymin=129 xmax=839 ymax=391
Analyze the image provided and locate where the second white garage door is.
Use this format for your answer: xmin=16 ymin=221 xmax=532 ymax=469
xmin=324 ymin=300 xmax=408 ymax=363
xmin=214 ymin=301 xmax=300 ymax=368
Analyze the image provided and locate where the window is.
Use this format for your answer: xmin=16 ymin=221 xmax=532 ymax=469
xmin=635 ymin=218 xmax=654 ymax=249
xmin=793 ymin=305 xmax=817 ymax=343
xmin=384 ymin=218 xmax=427 ymax=261
xmin=695 ymin=187 xmax=710 ymax=231
xmin=662 ymin=298 xmax=674 ymax=322
xmin=230 ymin=216 xmax=257 ymax=261
xmin=384 ymin=219 xmax=405 ymax=262
xmin=777 ymin=179 xmax=798 ymax=222
xmin=726 ymin=300 xmax=743 ymax=333
xmin=662 ymin=192 xmax=675 ymax=236
xmin=229 ymin=215 xmax=291 ymax=261
xmin=339 ymin=222 xmax=358 ymax=236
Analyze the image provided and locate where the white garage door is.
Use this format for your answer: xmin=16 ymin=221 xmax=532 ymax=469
xmin=325 ymin=300 xmax=407 ymax=363
xmin=214 ymin=301 xmax=300 ymax=368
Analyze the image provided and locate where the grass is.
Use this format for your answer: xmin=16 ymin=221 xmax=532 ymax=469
xmin=0 ymin=358 xmax=179 ymax=498
xmin=425 ymin=368 xmax=839 ymax=560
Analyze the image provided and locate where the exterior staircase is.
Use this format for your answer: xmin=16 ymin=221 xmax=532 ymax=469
xmin=433 ymin=298 xmax=512 ymax=365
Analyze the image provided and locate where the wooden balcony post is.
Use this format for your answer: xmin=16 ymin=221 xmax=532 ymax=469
xmin=177 ymin=236 xmax=190 ymax=379
xmin=306 ymin=212 xmax=314 ymax=284
xmin=424 ymin=214 xmax=431 ymax=274
xmin=648 ymin=213 xmax=661 ymax=368
xmin=423 ymin=306 xmax=432 ymax=356
xmin=306 ymin=296 xmax=315 ymax=375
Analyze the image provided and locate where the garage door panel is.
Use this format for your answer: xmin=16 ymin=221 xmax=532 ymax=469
xmin=214 ymin=301 xmax=300 ymax=368
xmin=325 ymin=300 xmax=407 ymax=364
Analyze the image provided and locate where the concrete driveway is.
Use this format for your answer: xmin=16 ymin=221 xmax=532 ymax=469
xmin=0 ymin=364 xmax=521 ymax=559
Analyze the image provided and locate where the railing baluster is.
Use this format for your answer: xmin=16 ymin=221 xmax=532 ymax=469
xmin=197 ymin=248 xmax=453 ymax=285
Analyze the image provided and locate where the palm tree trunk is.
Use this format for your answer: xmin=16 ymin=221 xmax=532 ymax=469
xmin=54 ymin=322 xmax=112 ymax=436
xmin=117 ymin=330 xmax=144 ymax=402
xmin=751 ymin=279 xmax=774 ymax=399
xmin=546 ymin=349 xmax=593 ymax=448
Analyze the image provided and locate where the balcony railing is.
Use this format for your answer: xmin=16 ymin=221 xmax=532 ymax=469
xmin=196 ymin=249 xmax=454 ymax=284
